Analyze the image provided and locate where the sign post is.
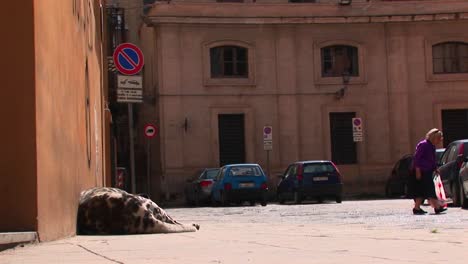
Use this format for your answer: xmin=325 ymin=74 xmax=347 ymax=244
xmin=263 ymin=126 xmax=273 ymax=178
xmin=352 ymin=118 xmax=363 ymax=142
xmin=113 ymin=43 xmax=145 ymax=194
xmin=144 ymin=124 xmax=158 ymax=196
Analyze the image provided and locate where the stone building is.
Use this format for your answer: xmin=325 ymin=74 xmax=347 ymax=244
xmin=0 ymin=0 xmax=109 ymax=242
xmin=139 ymin=0 xmax=468 ymax=199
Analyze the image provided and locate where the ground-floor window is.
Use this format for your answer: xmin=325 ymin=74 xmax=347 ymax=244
xmin=329 ymin=112 xmax=357 ymax=164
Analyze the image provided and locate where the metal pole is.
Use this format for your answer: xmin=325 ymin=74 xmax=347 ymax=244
xmin=128 ymin=103 xmax=136 ymax=194
xmin=146 ymin=139 xmax=151 ymax=196
xmin=266 ymin=150 xmax=270 ymax=179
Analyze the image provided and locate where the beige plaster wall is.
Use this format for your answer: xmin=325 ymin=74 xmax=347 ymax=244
xmin=145 ymin=4 xmax=468 ymax=196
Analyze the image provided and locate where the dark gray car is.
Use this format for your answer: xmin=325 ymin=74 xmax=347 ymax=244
xmin=184 ymin=168 xmax=220 ymax=206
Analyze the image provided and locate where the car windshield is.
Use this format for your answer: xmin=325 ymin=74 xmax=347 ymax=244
xmin=303 ymin=163 xmax=335 ymax=174
xmin=229 ymin=166 xmax=262 ymax=176
xmin=204 ymin=169 xmax=220 ymax=180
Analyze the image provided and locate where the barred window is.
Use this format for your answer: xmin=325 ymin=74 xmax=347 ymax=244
xmin=433 ymin=42 xmax=468 ymax=74
xmin=210 ymin=46 xmax=248 ymax=78
xmin=321 ymin=45 xmax=359 ymax=77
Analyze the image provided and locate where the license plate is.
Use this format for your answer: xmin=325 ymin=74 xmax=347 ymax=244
xmin=313 ymin=177 xmax=329 ymax=181
xmin=239 ymin=182 xmax=254 ymax=188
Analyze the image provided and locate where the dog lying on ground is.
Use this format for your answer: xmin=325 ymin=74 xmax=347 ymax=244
xmin=77 ymin=187 xmax=199 ymax=234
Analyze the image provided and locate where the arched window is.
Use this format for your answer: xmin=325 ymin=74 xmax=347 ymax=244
xmin=433 ymin=42 xmax=468 ymax=74
xmin=321 ymin=45 xmax=359 ymax=77
xmin=210 ymin=46 xmax=248 ymax=78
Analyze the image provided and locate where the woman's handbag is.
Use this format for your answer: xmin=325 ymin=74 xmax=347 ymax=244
xmin=433 ymin=173 xmax=448 ymax=208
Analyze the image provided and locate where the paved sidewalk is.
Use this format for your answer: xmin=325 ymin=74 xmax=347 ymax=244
xmin=1 ymin=200 xmax=467 ymax=264
xmin=2 ymin=223 xmax=467 ymax=263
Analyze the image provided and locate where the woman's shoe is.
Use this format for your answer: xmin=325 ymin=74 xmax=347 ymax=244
xmin=434 ymin=207 xmax=447 ymax=214
xmin=413 ymin=208 xmax=427 ymax=215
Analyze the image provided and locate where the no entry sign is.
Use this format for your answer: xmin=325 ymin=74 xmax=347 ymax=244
xmin=144 ymin=124 xmax=158 ymax=139
xmin=113 ymin=43 xmax=144 ymax=75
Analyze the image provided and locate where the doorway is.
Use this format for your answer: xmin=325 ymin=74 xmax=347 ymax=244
xmin=218 ymin=114 xmax=246 ymax=166
xmin=442 ymin=109 xmax=468 ymax=147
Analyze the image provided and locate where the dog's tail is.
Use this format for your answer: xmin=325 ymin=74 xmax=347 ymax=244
xmin=150 ymin=221 xmax=200 ymax=233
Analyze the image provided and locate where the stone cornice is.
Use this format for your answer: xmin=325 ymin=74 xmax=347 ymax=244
xmin=144 ymin=2 xmax=468 ymax=25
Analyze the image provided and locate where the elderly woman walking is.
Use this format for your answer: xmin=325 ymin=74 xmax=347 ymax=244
xmin=410 ymin=128 xmax=447 ymax=215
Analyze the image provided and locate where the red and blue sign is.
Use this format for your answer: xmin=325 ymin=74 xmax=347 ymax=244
xmin=113 ymin=43 xmax=144 ymax=75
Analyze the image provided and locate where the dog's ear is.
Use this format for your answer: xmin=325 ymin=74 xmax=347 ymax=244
xmin=137 ymin=193 xmax=150 ymax=199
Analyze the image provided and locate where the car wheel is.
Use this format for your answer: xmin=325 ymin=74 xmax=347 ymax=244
xmin=278 ymin=193 xmax=285 ymax=204
xmin=221 ymin=192 xmax=229 ymax=207
xmin=293 ymin=191 xmax=302 ymax=204
xmin=460 ymin=182 xmax=468 ymax=209
xmin=451 ymin=182 xmax=461 ymax=207
xmin=193 ymin=192 xmax=200 ymax=207
xmin=335 ymin=196 xmax=342 ymax=204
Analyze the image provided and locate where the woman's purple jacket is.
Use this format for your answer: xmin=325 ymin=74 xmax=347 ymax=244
xmin=413 ymin=139 xmax=437 ymax=172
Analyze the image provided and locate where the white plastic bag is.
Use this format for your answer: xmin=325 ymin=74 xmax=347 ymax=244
xmin=433 ymin=173 xmax=448 ymax=208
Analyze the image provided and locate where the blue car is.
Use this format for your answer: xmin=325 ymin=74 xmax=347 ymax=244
xmin=211 ymin=164 xmax=268 ymax=206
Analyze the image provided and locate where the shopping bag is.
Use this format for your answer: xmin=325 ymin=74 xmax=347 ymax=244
xmin=433 ymin=173 xmax=448 ymax=208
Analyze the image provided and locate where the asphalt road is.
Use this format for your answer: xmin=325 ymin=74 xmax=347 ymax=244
xmin=1 ymin=199 xmax=468 ymax=264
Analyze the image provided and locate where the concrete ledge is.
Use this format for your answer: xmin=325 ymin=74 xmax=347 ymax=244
xmin=0 ymin=232 xmax=37 ymax=245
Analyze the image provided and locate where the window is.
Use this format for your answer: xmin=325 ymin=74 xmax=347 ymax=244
xmin=329 ymin=112 xmax=357 ymax=165
xmin=210 ymin=46 xmax=248 ymax=78
xmin=433 ymin=42 xmax=468 ymax=74
xmin=321 ymin=45 xmax=359 ymax=77
xmin=303 ymin=163 xmax=335 ymax=174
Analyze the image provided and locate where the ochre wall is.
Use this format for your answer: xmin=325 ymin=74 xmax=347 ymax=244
xmin=34 ymin=0 xmax=105 ymax=241
xmin=0 ymin=1 xmax=38 ymax=232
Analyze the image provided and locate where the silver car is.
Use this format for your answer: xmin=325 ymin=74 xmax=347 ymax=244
xmin=184 ymin=168 xmax=220 ymax=206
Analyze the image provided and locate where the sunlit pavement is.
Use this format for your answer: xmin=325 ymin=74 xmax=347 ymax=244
xmin=2 ymin=199 xmax=468 ymax=264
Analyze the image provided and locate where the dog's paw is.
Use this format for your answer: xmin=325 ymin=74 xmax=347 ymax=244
xmin=193 ymin=224 xmax=200 ymax=230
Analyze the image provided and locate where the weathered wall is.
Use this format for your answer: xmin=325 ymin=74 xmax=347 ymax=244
xmin=146 ymin=17 xmax=468 ymax=197
xmin=0 ymin=1 xmax=38 ymax=232
xmin=34 ymin=0 xmax=105 ymax=241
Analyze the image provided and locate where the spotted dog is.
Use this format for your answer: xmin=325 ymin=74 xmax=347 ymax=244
xmin=77 ymin=187 xmax=199 ymax=234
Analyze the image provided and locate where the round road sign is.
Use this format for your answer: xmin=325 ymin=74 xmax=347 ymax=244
xmin=144 ymin=124 xmax=158 ymax=139
xmin=113 ymin=43 xmax=144 ymax=75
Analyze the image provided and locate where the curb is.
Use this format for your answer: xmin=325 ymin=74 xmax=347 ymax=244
xmin=0 ymin=232 xmax=38 ymax=251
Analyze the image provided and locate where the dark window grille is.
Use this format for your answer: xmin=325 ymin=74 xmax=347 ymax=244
xmin=433 ymin=42 xmax=468 ymax=74
xmin=321 ymin=45 xmax=359 ymax=77
xmin=330 ymin=112 xmax=357 ymax=165
xmin=210 ymin=46 xmax=248 ymax=78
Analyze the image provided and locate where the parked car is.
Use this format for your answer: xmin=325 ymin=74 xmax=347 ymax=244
xmin=457 ymin=157 xmax=468 ymax=208
xmin=277 ymin=160 xmax=343 ymax=204
xmin=438 ymin=140 xmax=468 ymax=207
xmin=385 ymin=149 xmax=446 ymax=198
xmin=184 ymin=168 xmax=220 ymax=206
xmin=211 ymin=164 xmax=268 ymax=206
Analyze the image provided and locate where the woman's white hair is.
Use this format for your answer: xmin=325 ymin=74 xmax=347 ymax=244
xmin=425 ymin=128 xmax=443 ymax=141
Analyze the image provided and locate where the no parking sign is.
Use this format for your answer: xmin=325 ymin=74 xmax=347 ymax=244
xmin=113 ymin=43 xmax=144 ymax=75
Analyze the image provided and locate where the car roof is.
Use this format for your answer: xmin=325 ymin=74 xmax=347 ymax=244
xmin=223 ymin=163 xmax=260 ymax=168
xmin=449 ymin=139 xmax=468 ymax=145
xmin=293 ymin=160 xmax=333 ymax=164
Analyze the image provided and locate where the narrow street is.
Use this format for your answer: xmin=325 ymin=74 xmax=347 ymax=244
xmin=2 ymin=200 xmax=468 ymax=264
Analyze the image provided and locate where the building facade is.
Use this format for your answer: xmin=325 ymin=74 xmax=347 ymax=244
xmin=140 ymin=0 xmax=468 ymax=198
xmin=0 ymin=0 xmax=109 ymax=241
